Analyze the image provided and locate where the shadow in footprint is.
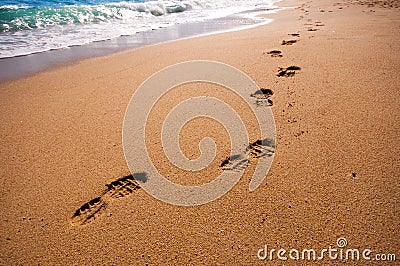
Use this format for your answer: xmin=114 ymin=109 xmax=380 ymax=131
xmin=71 ymin=173 xmax=146 ymax=227
xmin=277 ymin=66 xmax=301 ymax=77
xmin=220 ymin=138 xmax=275 ymax=172
xmin=251 ymin=88 xmax=273 ymax=97
xmin=251 ymin=88 xmax=274 ymax=106
xmin=282 ymin=40 xmax=298 ymax=45
xmin=289 ymin=33 xmax=300 ymax=37
xmin=220 ymin=154 xmax=248 ymax=172
xmin=246 ymin=139 xmax=276 ymax=158
xmin=266 ymin=50 xmax=282 ymax=57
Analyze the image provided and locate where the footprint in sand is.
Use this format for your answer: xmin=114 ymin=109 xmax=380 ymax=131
xmin=220 ymin=139 xmax=275 ymax=172
xmin=250 ymin=88 xmax=274 ymax=106
xmin=220 ymin=154 xmax=248 ymax=172
xmin=277 ymin=66 xmax=301 ymax=77
xmin=281 ymin=40 xmax=298 ymax=45
xmin=288 ymin=33 xmax=300 ymax=37
xmin=71 ymin=173 xmax=147 ymax=226
xmin=265 ymin=50 xmax=283 ymax=57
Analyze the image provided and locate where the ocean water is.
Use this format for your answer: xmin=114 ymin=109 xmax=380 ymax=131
xmin=0 ymin=0 xmax=278 ymax=58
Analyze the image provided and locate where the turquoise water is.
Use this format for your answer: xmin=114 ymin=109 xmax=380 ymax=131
xmin=0 ymin=0 xmax=278 ymax=58
xmin=0 ymin=0 xmax=191 ymax=33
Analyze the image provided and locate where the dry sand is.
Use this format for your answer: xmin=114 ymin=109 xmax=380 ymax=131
xmin=1 ymin=0 xmax=399 ymax=264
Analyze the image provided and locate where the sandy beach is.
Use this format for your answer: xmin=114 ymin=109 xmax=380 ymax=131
xmin=1 ymin=0 xmax=399 ymax=264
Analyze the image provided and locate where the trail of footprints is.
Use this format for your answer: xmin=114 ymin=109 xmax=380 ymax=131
xmin=263 ymin=13 xmax=324 ymax=141
xmin=223 ymin=21 xmax=317 ymax=174
xmin=265 ymin=31 xmax=302 ymax=77
xmin=72 ymin=138 xmax=275 ymax=226
xmin=305 ymin=20 xmax=325 ymax=32
xmin=72 ymin=13 xmax=328 ymax=227
xmin=71 ymin=173 xmax=145 ymax=226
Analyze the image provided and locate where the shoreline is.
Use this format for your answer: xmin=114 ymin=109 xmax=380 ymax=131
xmin=0 ymin=6 xmax=282 ymax=83
xmin=1 ymin=0 xmax=399 ymax=265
